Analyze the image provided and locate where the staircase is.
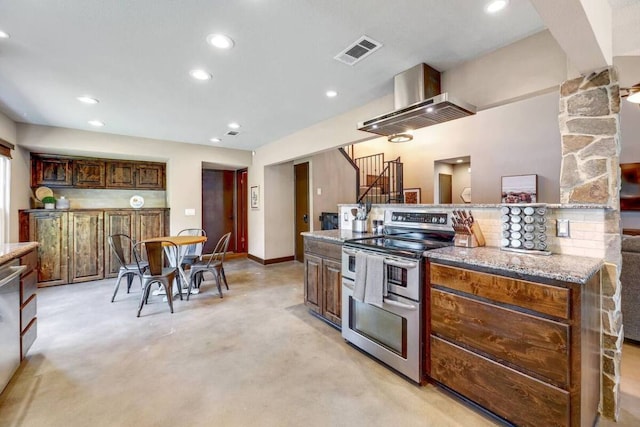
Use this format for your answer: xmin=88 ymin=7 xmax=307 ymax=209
xmin=340 ymin=147 xmax=404 ymax=204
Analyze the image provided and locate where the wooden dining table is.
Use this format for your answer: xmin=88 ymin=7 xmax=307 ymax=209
xmin=142 ymin=235 xmax=207 ymax=296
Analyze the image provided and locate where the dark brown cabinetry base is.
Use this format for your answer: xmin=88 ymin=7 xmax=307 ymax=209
xmin=428 ymin=262 xmax=600 ymax=427
xmin=303 ymin=237 xmax=342 ymax=327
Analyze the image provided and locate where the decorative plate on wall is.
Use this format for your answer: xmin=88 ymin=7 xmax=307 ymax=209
xmin=35 ymin=186 xmax=53 ymax=201
xmin=129 ymin=195 xmax=144 ymax=209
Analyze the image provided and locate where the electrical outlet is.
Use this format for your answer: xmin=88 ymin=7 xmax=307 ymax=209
xmin=556 ymin=219 xmax=570 ymax=237
xmin=185 ymin=208 xmax=196 ymax=216
xmin=317 ymin=187 xmax=322 ymax=195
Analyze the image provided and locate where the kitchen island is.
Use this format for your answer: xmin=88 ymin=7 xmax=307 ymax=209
xmin=426 ymin=246 xmax=602 ymax=427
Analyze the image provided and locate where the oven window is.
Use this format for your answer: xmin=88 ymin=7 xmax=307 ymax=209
xmin=348 ymin=255 xmax=356 ymax=273
xmin=386 ymin=265 xmax=408 ymax=288
xmin=350 ymin=297 xmax=407 ymax=357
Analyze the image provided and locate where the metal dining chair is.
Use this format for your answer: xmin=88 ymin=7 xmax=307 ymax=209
xmin=133 ymin=240 xmax=181 ymax=317
xmin=187 ymin=232 xmax=231 ymax=300
xmin=108 ymin=234 xmax=148 ymax=302
xmin=177 ymin=228 xmax=207 ymax=268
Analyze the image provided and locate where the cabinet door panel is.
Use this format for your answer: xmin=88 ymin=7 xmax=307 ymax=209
xmin=69 ymin=211 xmax=104 ymax=283
xmin=104 ymin=210 xmax=135 ymax=278
xmin=323 ymin=258 xmax=342 ymax=324
xmin=304 ymin=254 xmax=321 ymax=314
xmin=135 ymin=163 xmax=165 ymax=189
xmin=431 ymin=288 xmax=569 ymax=387
xmin=32 ymin=157 xmax=72 ymax=187
xmin=135 ymin=210 xmax=165 ymax=242
xmin=73 ymin=159 xmax=106 ymax=188
xmin=106 ymin=162 xmax=135 ymax=188
xmin=431 ymin=336 xmax=570 ymax=427
xmin=29 ymin=212 xmax=68 ymax=286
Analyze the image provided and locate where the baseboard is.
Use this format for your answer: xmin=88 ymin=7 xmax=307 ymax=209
xmin=247 ymin=254 xmax=295 ymax=265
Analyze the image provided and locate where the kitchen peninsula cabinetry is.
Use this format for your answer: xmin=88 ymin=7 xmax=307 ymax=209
xmin=428 ymin=261 xmax=600 ymax=427
xmin=20 ymin=208 xmax=169 ymax=286
xmin=31 ymin=154 xmax=165 ymax=190
xmin=19 ymin=248 xmax=38 ymax=359
xmin=303 ymin=236 xmax=342 ymax=327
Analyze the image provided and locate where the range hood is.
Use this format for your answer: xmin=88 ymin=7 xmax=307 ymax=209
xmin=357 ymin=63 xmax=476 ymax=141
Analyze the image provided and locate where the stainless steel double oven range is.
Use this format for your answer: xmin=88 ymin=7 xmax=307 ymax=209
xmin=341 ymin=208 xmax=454 ymax=383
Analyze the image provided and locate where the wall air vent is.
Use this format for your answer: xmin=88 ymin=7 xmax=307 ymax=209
xmin=225 ymin=130 xmax=239 ymax=136
xmin=334 ymin=35 xmax=382 ymax=66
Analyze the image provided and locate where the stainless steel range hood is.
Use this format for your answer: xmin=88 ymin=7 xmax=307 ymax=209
xmin=357 ymin=64 xmax=476 ymax=141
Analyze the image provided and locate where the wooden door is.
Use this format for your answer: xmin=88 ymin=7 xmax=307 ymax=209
xmin=304 ymin=254 xmax=321 ymax=314
xmin=106 ymin=162 xmax=135 ymax=188
xmin=322 ymin=258 xmax=342 ymax=325
xmin=135 ymin=163 xmax=165 ymax=189
xmin=202 ymin=170 xmax=235 ymax=254
xmin=27 ymin=211 xmax=68 ymax=286
xmin=235 ymin=169 xmax=248 ymax=253
xmin=294 ymin=162 xmax=310 ymax=262
xmin=104 ymin=210 xmax=135 ymax=278
xmin=135 ymin=210 xmax=166 ymax=242
xmin=439 ymin=173 xmax=453 ymax=204
xmin=73 ymin=159 xmax=106 ymax=188
xmin=31 ymin=156 xmax=73 ymax=187
xmin=68 ymin=211 xmax=104 ymax=283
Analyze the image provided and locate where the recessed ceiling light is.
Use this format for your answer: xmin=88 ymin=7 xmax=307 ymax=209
xmin=485 ymin=0 xmax=509 ymax=13
xmin=210 ymin=137 xmax=221 ymax=143
xmin=190 ymin=69 xmax=212 ymax=80
xmin=228 ymin=122 xmax=241 ymax=129
xmin=77 ymin=96 xmax=99 ymax=104
xmin=88 ymin=120 xmax=104 ymax=127
xmin=0 ymin=30 xmax=10 ymax=39
xmin=206 ymin=34 xmax=234 ymax=49
xmin=456 ymin=159 xmax=464 ymax=163
xmin=326 ymin=90 xmax=338 ymax=98
xmin=426 ymin=107 xmax=434 ymax=113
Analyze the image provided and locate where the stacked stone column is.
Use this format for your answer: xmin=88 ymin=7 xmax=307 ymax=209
xmin=559 ymin=68 xmax=621 ymax=419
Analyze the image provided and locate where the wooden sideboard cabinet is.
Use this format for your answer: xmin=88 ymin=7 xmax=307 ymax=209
xmin=428 ymin=262 xmax=600 ymax=427
xmin=20 ymin=208 xmax=169 ymax=286
xmin=103 ymin=209 xmax=168 ymax=278
xmin=303 ymin=237 xmax=342 ymax=327
xmin=31 ymin=153 xmax=166 ymax=190
xmin=19 ymin=248 xmax=38 ymax=359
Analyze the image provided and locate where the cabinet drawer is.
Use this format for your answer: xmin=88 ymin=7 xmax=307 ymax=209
xmin=304 ymin=239 xmax=342 ymax=260
xmin=20 ymin=249 xmax=38 ymax=275
xmin=431 ymin=288 xmax=569 ymax=387
xmin=21 ymin=295 xmax=37 ymax=330
xmin=21 ymin=318 xmax=37 ymax=359
xmin=21 ymin=269 xmax=37 ymax=304
xmin=431 ymin=336 xmax=570 ymax=427
xmin=430 ymin=263 xmax=570 ymax=319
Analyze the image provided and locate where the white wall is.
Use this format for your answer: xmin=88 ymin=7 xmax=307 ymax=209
xmin=311 ymin=149 xmax=356 ymax=230
xmin=264 ymin=162 xmax=294 ymax=259
xmin=433 ymin=163 xmax=453 ymax=203
xmin=452 ymin=162 xmax=472 ymax=204
xmin=0 ymin=112 xmax=16 ymax=144
xmin=10 ymin=124 xmax=252 ymax=242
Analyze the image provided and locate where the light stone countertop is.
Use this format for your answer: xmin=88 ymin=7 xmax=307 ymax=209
xmin=0 ymin=242 xmax=39 ymax=265
xmin=301 ymin=229 xmax=376 ymax=243
xmin=426 ymin=246 xmax=603 ymax=285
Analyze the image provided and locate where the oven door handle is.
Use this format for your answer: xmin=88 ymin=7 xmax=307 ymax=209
xmin=343 ymin=249 xmax=358 ymax=256
xmin=384 ymin=258 xmax=418 ymax=269
xmin=383 ymin=298 xmax=418 ymax=311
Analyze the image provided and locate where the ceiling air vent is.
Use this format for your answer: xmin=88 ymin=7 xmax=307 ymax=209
xmin=226 ymin=130 xmax=239 ymax=136
xmin=334 ymin=35 xmax=382 ymax=66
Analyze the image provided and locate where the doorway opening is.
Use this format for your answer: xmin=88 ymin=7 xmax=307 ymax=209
xmin=434 ymin=156 xmax=471 ymax=204
xmin=294 ymin=162 xmax=310 ymax=262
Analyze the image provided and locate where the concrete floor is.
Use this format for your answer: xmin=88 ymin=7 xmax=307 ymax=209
xmin=0 ymin=257 xmax=639 ymax=426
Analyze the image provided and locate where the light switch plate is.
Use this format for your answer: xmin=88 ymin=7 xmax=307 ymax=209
xmin=556 ymin=219 xmax=570 ymax=237
xmin=185 ymin=208 xmax=196 ymax=216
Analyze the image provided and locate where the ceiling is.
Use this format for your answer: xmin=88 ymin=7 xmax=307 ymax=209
xmin=0 ymin=1 xmax=551 ymax=150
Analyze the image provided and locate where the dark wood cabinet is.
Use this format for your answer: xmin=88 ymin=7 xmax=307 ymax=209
xmin=31 ymin=156 xmax=72 ymax=187
xmin=31 ymin=153 xmax=165 ymax=190
xmin=68 ymin=211 xmax=104 ymax=283
xmin=22 ymin=211 xmax=69 ymax=287
xmin=73 ymin=159 xmax=106 ymax=188
xmin=103 ymin=209 xmax=167 ymax=278
xmin=20 ymin=208 xmax=169 ymax=286
xmin=303 ymin=237 xmax=342 ymax=327
xmin=428 ymin=262 xmax=600 ymax=427
xmin=19 ymin=248 xmax=38 ymax=359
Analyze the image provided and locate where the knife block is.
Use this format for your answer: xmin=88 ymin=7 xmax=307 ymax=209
xmin=454 ymin=223 xmax=486 ymax=248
